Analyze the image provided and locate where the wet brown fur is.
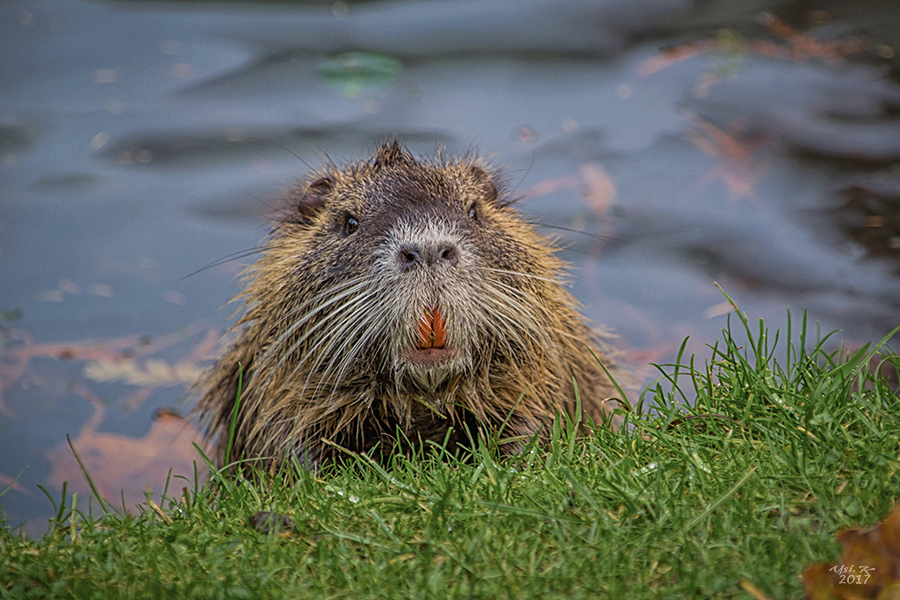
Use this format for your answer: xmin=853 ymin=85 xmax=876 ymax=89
xmin=195 ymin=141 xmax=622 ymax=471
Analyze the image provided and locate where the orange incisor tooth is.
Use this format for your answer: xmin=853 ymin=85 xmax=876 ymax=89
xmin=431 ymin=306 xmax=446 ymax=348
xmin=416 ymin=306 xmax=447 ymax=349
xmin=417 ymin=308 xmax=433 ymax=349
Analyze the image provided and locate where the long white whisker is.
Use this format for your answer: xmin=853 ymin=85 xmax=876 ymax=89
xmin=334 ymin=288 xmax=395 ymax=387
xmin=314 ymin=291 xmax=383 ymax=390
xmin=480 ymin=281 xmax=547 ymax=332
xmin=261 ymin=278 xmax=371 ymax=368
xmin=272 ymin=283 xmax=374 ymax=379
xmin=291 ymin=291 xmax=377 ymax=393
xmin=476 ymin=266 xmax=562 ymax=286
xmin=298 ymin=283 xmax=386 ymax=397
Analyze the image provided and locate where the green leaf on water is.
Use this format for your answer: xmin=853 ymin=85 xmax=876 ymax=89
xmin=319 ymin=51 xmax=403 ymax=97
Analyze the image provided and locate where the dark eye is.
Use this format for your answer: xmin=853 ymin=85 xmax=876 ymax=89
xmin=467 ymin=204 xmax=477 ymax=220
xmin=344 ymin=214 xmax=359 ymax=235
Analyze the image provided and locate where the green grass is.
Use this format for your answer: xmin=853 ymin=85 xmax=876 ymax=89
xmin=2 ymin=306 xmax=899 ymax=599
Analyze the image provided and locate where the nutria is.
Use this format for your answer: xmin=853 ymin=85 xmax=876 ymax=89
xmin=196 ymin=141 xmax=622 ymax=471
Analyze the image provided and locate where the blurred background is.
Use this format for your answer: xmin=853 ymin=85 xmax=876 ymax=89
xmin=1 ymin=0 xmax=899 ymax=535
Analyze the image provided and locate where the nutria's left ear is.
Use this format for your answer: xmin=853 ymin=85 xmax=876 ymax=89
xmin=286 ymin=175 xmax=333 ymax=225
xmin=470 ymin=166 xmax=499 ymax=203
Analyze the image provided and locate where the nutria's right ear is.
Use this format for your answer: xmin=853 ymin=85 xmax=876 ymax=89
xmin=288 ymin=175 xmax=333 ymax=225
xmin=470 ymin=166 xmax=499 ymax=203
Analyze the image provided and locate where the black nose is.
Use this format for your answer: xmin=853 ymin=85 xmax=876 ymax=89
xmin=397 ymin=241 xmax=459 ymax=271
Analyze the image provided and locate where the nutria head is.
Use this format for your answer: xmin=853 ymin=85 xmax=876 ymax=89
xmin=197 ymin=141 xmax=620 ymax=469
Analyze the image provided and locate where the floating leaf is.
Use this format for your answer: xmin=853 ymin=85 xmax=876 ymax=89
xmin=46 ymin=410 xmax=207 ymax=512
xmin=318 ymin=51 xmax=402 ymax=97
xmin=84 ymin=357 xmax=204 ymax=386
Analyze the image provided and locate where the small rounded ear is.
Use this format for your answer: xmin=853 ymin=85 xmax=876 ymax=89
xmin=288 ymin=175 xmax=333 ymax=225
xmin=470 ymin=166 xmax=499 ymax=202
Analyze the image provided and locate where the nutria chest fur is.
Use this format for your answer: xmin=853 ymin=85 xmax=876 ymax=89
xmin=197 ymin=141 xmax=621 ymax=470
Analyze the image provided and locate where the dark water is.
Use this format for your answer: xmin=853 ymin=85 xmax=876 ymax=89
xmin=2 ymin=0 xmax=899 ymax=535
